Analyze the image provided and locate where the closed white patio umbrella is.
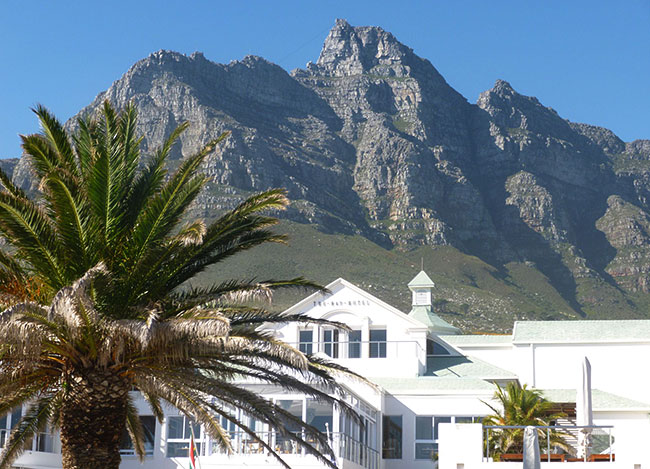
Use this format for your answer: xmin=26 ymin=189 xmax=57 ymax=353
xmin=523 ymin=426 xmax=541 ymax=469
xmin=576 ymin=356 xmax=593 ymax=460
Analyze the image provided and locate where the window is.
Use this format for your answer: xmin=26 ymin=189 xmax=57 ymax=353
xmin=455 ymin=416 xmax=482 ymax=424
xmin=35 ymin=430 xmax=55 ymax=453
xmin=416 ymin=416 xmax=433 ymax=440
xmin=121 ymin=416 xmax=156 ymax=456
xmin=299 ymin=329 xmax=313 ymax=354
xmin=306 ymin=399 xmax=333 ymax=433
xmin=369 ymin=329 xmax=386 ymax=358
xmin=415 ymin=290 xmax=429 ymax=305
xmin=348 ymin=330 xmax=361 ymax=358
xmin=415 ymin=416 xmax=481 ymax=460
xmin=323 ymin=329 xmax=339 ymax=358
xmin=427 ymin=339 xmax=451 ymax=356
xmin=10 ymin=407 xmax=21 ymax=429
xmin=415 ymin=416 xmax=436 ymax=460
xmin=434 ymin=416 xmax=451 ymax=440
xmin=339 ymin=396 xmax=378 ymax=466
xmin=276 ymin=399 xmax=303 ymax=453
xmin=0 ymin=407 xmax=21 ymax=448
xmin=382 ymin=415 xmax=402 ymax=459
xmin=166 ymin=416 xmax=201 ymax=458
xmin=219 ymin=415 xmax=238 ymax=440
xmin=0 ymin=415 xmax=7 ymax=448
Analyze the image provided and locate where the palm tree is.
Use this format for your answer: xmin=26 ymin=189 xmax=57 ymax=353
xmin=0 ymin=102 xmax=358 ymax=469
xmin=482 ymin=382 xmax=569 ymax=457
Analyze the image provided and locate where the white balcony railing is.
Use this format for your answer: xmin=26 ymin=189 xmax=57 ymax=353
xmin=483 ymin=425 xmax=615 ymax=462
xmin=290 ymin=340 xmax=426 ymax=362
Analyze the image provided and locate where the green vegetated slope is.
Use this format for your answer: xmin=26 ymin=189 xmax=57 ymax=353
xmin=200 ymin=221 xmax=592 ymax=332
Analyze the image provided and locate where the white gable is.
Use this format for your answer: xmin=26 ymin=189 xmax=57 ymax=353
xmin=274 ymin=278 xmax=429 ymax=378
xmin=283 ymin=278 xmax=428 ymax=330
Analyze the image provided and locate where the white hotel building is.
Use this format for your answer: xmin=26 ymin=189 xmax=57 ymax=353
xmin=10 ymin=272 xmax=650 ymax=469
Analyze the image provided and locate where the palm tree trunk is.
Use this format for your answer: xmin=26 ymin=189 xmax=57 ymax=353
xmin=59 ymin=368 xmax=129 ymax=469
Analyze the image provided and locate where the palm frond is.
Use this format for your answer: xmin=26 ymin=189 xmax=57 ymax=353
xmin=20 ymin=134 xmax=60 ymax=180
xmin=166 ymin=277 xmax=323 ymax=316
xmin=141 ymin=392 xmax=165 ymax=424
xmin=41 ymin=169 xmax=94 ymax=274
xmin=0 ymin=248 xmax=27 ymax=284
xmin=123 ymin=121 xmax=190 ymax=228
xmin=0 ymin=192 xmax=64 ymax=290
xmin=33 ymin=105 xmax=78 ymax=177
xmin=127 ymin=132 xmax=228 ymax=265
xmin=0 ymin=393 xmax=57 ymax=469
xmin=0 ymin=167 xmax=26 ymax=199
xmin=125 ymin=396 xmax=146 ymax=461
xmin=0 ymin=382 xmax=45 ymax=418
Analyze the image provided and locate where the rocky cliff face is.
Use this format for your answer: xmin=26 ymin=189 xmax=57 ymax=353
xmin=9 ymin=19 xmax=650 ymax=325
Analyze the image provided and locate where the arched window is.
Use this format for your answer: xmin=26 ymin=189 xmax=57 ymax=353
xmin=426 ymin=339 xmax=451 ymax=356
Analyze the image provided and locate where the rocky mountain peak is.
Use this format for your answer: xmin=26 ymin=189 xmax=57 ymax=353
xmin=490 ymin=79 xmax=516 ymax=96
xmin=313 ymin=19 xmax=419 ymax=77
xmin=139 ymin=49 xmax=190 ymax=68
xmin=477 ymin=79 xmax=578 ymax=141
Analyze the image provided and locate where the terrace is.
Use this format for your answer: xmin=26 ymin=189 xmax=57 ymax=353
xmin=439 ymin=424 xmax=632 ymax=469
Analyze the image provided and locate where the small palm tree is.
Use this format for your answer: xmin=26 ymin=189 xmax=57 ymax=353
xmin=482 ymin=382 xmax=569 ymax=457
xmin=0 ymin=102 xmax=357 ymax=469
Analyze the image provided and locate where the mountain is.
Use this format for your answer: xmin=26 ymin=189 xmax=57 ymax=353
xmin=9 ymin=20 xmax=650 ymax=331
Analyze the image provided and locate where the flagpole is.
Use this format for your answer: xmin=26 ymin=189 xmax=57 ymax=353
xmin=189 ymin=421 xmax=203 ymax=469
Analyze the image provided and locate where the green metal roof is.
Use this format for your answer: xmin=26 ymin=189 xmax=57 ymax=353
xmin=539 ymin=389 xmax=650 ymax=411
xmin=439 ymin=334 xmax=513 ymax=345
xmin=425 ymin=356 xmax=517 ymax=379
xmin=370 ymin=376 xmax=497 ymax=393
xmin=410 ymin=305 xmax=461 ymax=335
xmin=408 ymin=271 xmax=435 ymax=288
xmin=513 ymin=320 xmax=650 ymax=343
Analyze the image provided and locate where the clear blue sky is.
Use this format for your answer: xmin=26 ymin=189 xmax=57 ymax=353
xmin=1 ymin=0 xmax=648 ymax=158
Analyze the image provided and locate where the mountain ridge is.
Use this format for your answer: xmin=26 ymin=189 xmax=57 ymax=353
xmin=7 ymin=20 xmax=650 ymax=331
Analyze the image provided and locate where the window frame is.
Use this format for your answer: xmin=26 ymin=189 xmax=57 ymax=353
xmin=426 ymin=338 xmax=452 ymax=356
xmin=347 ymin=329 xmax=362 ymax=358
xmin=166 ymin=415 xmax=202 ymax=458
xmin=299 ymin=329 xmax=313 ymax=354
xmin=369 ymin=329 xmax=387 ymax=358
xmin=414 ymin=415 xmax=482 ymax=460
xmin=323 ymin=328 xmax=340 ymax=358
xmin=382 ymin=414 xmax=402 ymax=459
xmin=120 ymin=415 xmax=156 ymax=456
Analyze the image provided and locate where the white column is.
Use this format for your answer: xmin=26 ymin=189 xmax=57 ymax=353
xmin=289 ymin=323 xmax=299 ymax=344
xmin=361 ymin=317 xmax=370 ymax=359
xmin=314 ymin=324 xmax=321 ymax=354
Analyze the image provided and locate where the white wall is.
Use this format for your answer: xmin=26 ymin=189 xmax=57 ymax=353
xmin=512 ymin=342 xmax=650 ymax=404
xmin=450 ymin=338 xmax=650 ymax=406
xmin=438 ymin=423 xmax=483 ymax=469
